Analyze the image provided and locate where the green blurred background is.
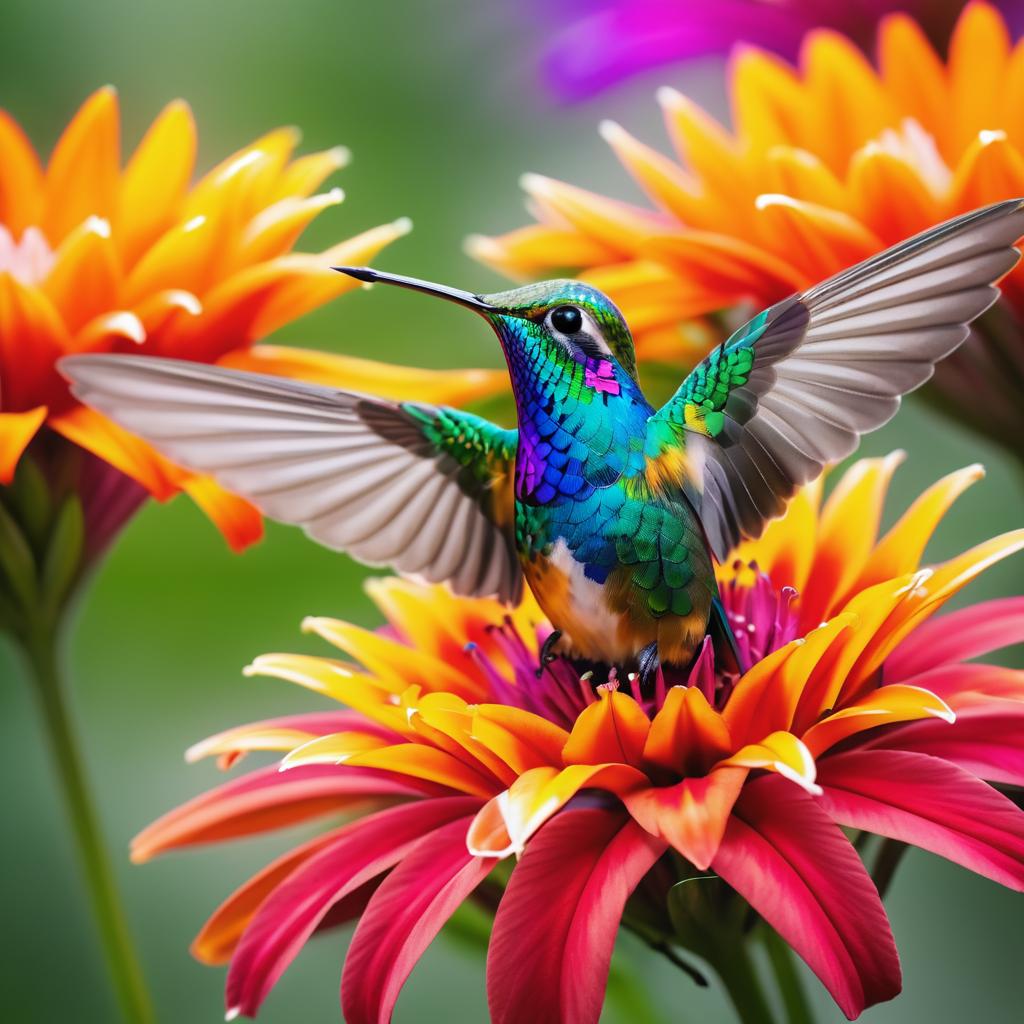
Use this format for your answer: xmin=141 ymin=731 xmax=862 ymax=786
xmin=0 ymin=1 xmax=1021 ymax=1020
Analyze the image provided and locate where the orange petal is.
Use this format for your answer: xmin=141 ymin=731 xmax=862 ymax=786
xmin=472 ymin=705 xmax=570 ymax=775
xmin=180 ymin=473 xmax=263 ymax=552
xmin=729 ymin=46 xmax=806 ymax=153
xmin=850 ymin=463 xmax=985 ymax=597
xmin=302 ymin=615 xmax=482 ymax=700
xmin=647 ymin=228 xmax=806 ymax=304
xmin=44 ymin=87 xmax=120 ymax=243
xmin=948 ymin=1 xmax=1011 ymax=157
xmin=0 ymin=406 xmax=47 ymax=483
xmin=132 ymin=288 xmax=202 ymax=338
xmin=0 ymin=274 xmax=69 ymax=409
xmin=243 ymin=652 xmax=407 ymax=732
xmin=722 ymin=730 xmax=821 ymax=794
xmin=466 ymin=223 xmax=619 ymax=278
xmin=48 ymin=403 xmax=179 ymax=498
xmin=725 ymin=475 xmax=823 ymax=595
xmin=799 ymin=31 xmax=898 ymax=175
xmin=763 ymin=146 xmax=849 ymax=210
xmin=562 ymin=688 xmax=650 ymax=767
xmin=467 ymin=761 xmax=644 ymax=857
xmin=42 ymin=216 xmax=121 ymax=330
xmin=598 ymin=120 xmax=707 ymax=227
xmin=750 ymin=194 xmax=882 ymax=283
xmin=623 ymin=766 xmax=747 ymax=869
xmin=520 ymin=173 xmax=670 ymax=256
xmin=71 ymin=310 xmax=146 ymax=353
xmin=118 ymin=99 xmax=197 ymax=266
xmin=878 ymin=14 xmax=950 ymax=157
xmin=0 ymin=109 xmax=44 ymax=233
xmin=122 ymin=212 xmax=225 ymax=306
xmin=802 ymin=684 xmax=954 ymax=758
xmin=1003 ymin=38 xmax=1024 ymax=151
xmin=230 ymin=188 xmax=344 ymax=269
xmin=799 ymin=452 xmax=905 ymax=629
xmin=645 ymin=685 xmax=732 ymax=775
xmin=219 ymin=343 xmax=508 ymax=407
xmin=185 ymin=722 xmax=320 ymax=765
xmin=847 ymin=145 xmax=940 ymax=242
xmin=948 ymin=130 xmax=1024 ymax=212
xmin=843 ymin=529 xmax=1024 ymax=697
xmin=191 ymin=829 xmax=341 ymax=965
xmin=270 ymin=145 xmax=349 ymax=203
xmin=284 ymin=740 xmax=497 ymax=798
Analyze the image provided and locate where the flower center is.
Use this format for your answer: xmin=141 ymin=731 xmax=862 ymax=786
xmin=0 ymin=225 xmax=54 ymax=285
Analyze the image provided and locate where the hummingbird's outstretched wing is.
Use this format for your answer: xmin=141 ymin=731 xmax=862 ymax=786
xmin=60 ymin=355 xmax=522 ymax=602
xmin=649 ymin=198 xmax=1024 ymax=560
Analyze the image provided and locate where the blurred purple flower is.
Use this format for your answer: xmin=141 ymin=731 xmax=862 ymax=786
xmin=540 ymin=0 xmax=1024 ymax=99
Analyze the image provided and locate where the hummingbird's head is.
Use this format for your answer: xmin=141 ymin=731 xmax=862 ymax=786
xmin=333 ymin=267 xmax=639 ymax=386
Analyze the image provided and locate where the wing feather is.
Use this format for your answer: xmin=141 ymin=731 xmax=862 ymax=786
xmin=653 ymin=198 xmax=1024 ymax=558
xmin=60 ymin=354 xmax=522 ymax=602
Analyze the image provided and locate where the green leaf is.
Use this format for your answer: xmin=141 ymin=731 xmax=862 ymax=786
xmin=11 ymin=455 xmax=53 ymax=550
xmin=0 ymin=499 xmax=38 ymax=610
xmin=41 ymin=495 xmax=85 ymax=612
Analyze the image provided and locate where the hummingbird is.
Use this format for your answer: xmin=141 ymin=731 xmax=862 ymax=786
xmin=61 ymin=199 xmax=1024 ymax=680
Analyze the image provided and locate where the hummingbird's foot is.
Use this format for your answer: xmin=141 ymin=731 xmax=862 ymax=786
xmin=636 ymin=642 xmax=660 ymax=689
xmin=536 ymin=630 xmax=564 ymax=677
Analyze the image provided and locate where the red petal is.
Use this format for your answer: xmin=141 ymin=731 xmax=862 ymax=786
xmin=341 ymin=815 xmax=493 ymax=1024
xmin=885 ymin=597 xmax=1024 ymax=680
xmin=225 ymin=796 xmax=482 ymax=1017
xmin=487 ymin=807 xmax=665 ymax=1024
xmin=864 ymin=702 xmax=1024 ymax=788
xmin=130 ymin=763 xmax=442 ymax=862
xmin=817 ymin=749 xmax=1024 ymax=890
xmin=712 ymin=776 xmax=901 ymax=1020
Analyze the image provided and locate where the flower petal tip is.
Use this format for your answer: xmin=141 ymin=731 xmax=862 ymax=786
xmin=225 ymin=1008 xmax=241 ymax=1022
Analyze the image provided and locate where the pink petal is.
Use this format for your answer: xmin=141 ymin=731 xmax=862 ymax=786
xmin=864 ymin=703 xmax=1024 ymax=787
xmin=341 ymin=815 xmax=494 ymax=1024
xmin=225 ymin=796 xmax=483 ymax=1017
xmin=487 ymin=807 xmax=665 ymax=1024
xmin=894 ymin=662 xmax=1024 ymax=708
xmin=712 ymin=776 xmax=901 ymax=1020
xmin=131 ymin=763 xmax=444 ymax=862
xmin=886 ymin=597 xmax=1024 ymax=680
xmin=817 ymin=750 xmax=1024 ymax=891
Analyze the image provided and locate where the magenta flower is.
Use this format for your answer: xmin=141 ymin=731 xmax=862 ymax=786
xmin=538 ymin=0 xmax=1024 ymax=99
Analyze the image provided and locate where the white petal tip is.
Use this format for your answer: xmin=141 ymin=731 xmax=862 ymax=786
xmin=597 ymin=119 xmax=624 ymax=143
xmin=225 ymin=1008 xmax=241 ymax=1022
xmin=391 ymin=216 xmax=413 ymax=236
xmin=979 ymin=129 xmax=1007 ymax=146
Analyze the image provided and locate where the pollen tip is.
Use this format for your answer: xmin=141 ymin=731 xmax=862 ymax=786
xmin=597 ymin=119 xmax=624 ymax=143
xmin=655 ymin=85 xmax=682 ymax=107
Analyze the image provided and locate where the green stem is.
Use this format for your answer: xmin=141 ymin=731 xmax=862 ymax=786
xmin=760 ymin=927 xmax=815 ymax=1024
xmin=21 ymin=624 xmax=156 ymax=1024
xmin=700 ymin=932 xmax=778 ymax=1024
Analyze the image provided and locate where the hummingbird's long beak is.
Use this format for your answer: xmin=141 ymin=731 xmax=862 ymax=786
xmin=333 ymin=267 xmax=499 ymax=314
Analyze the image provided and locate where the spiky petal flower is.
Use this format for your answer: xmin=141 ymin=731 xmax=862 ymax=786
xmin=472 ymin=3 xmax=1024 ymax=456
xmin=0 ymin=87 xmax=504 ymax=552
xmin=136 ymin=456 xmax=1024 ymax=1022
xmin=535 ymin=0 xmax=1024 ymax=100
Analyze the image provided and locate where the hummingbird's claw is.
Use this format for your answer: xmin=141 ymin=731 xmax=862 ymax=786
xmin=636 ymin=642 xmax=660 ymax=690
xmin=536 ymin=630 xmax=564 ymax=677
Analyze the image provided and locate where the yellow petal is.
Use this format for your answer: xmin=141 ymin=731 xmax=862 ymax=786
xmin=44 ymin=86 xmax=120 ymax=243
xmin=0 ymin=109 xmax=44 ymax=233
xmin=802 ymin=684 xmax=954 ymax=758
xmin=645 ymin=685 xmax=732 ymax=774
xmin=219 ymin=344 xmax=508 ymax=407
xmin=270 ymin=145 xmax=349 ymax=203
xmin=42 ymin=216 xmax=121 ymax=330
xmin=722 ymin=730 xmax=821 ymax=794
xmin=562 ymin=688 xmax=650 ymax=767
xmin=180 ymin=474 xmax=264 ymax=552
xmin=119 ymin=99 xmax=197 ymax=266
xmin=0 ymin=407 xmax=47 ymax=484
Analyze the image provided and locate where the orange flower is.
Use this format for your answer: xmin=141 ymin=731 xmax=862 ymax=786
xmin=0 ymin=88 xmax=504 ymax=548
xmin=136 ymin=456 xmax=1024 ymax=1021
xmin=470 ymin=2 xmax=1024 ymax=446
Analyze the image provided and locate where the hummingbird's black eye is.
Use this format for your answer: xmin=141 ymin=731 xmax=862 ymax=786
xmin=549 ymin=305 xmax=583 ymax=334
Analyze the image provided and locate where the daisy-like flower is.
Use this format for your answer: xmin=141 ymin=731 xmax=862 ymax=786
xmin=0 ymin=86 xmax=503 ymax=553
xmin=473 ymin=2 xmax=1024 ymax=458
xmin=535 ymin=0 xmax=1024 ymax=101
xmin=136 ymin=455 xmax=1024 ymax=1022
